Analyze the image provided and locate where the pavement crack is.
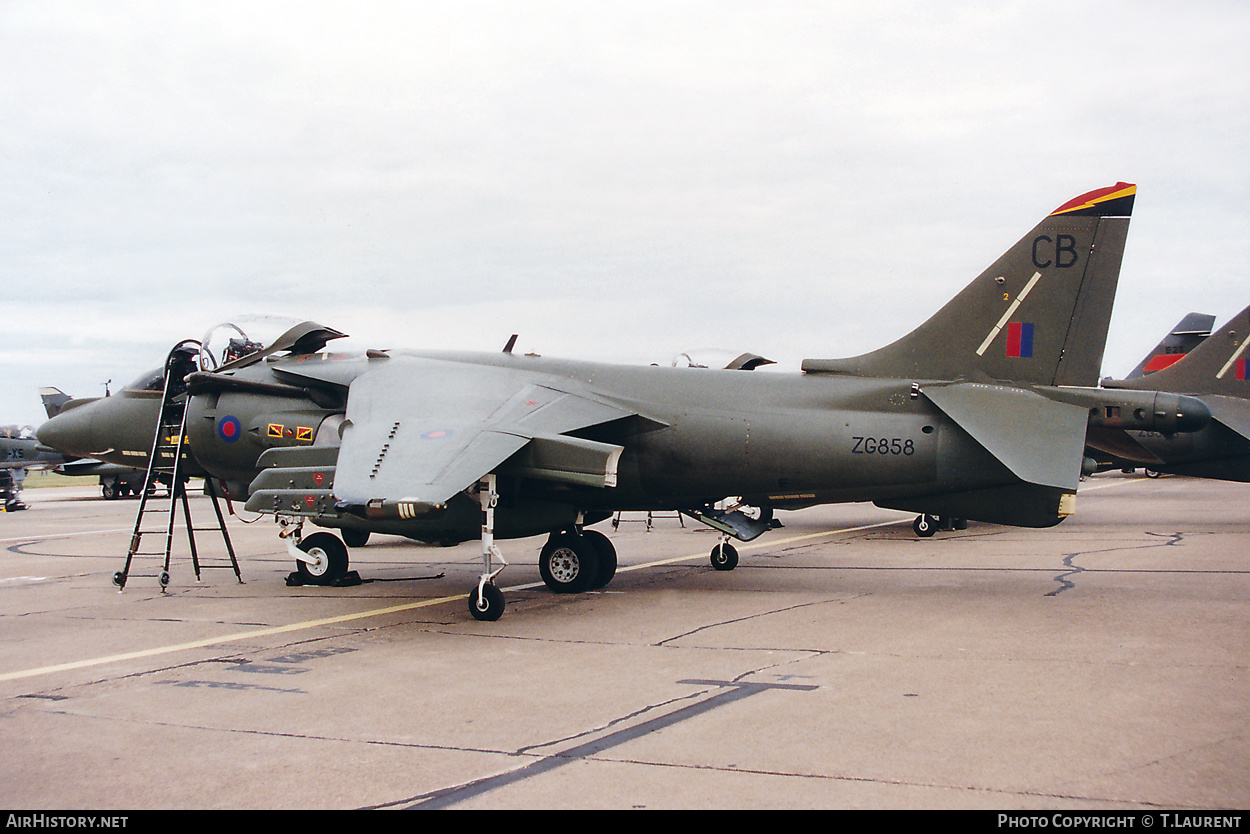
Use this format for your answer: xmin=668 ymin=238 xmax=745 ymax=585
xmin=1046 ymin=531 xmax=1188 ymax=597
xmin=655 ymin=596 xmax=868 ymax=647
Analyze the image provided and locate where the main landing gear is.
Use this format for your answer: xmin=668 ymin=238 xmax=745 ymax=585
xmin=538 ymin=528 xmax=617 ymax=594
xmin=911 ymin=514 xmax=968 ymax=537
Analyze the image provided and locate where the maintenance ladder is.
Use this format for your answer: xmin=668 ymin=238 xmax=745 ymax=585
xmin=114 ymin=340 xmax=242 ymax=591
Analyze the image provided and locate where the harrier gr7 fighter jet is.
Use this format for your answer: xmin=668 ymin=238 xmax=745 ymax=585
xmin=38 ymin=182 xmax=1211 ymax=620
xmin=1093 ymin=305 xmax=1250 ymax=480
xmin=37 ymin=388 xmax=149 ymax=499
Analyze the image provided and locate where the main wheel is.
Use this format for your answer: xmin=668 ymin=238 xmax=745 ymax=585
xmin=913 ymin=514 xmax=938 ymax=537
xmin=468 ymin=583 xmax=505 ymax=621
xmin=581 ymin=530 xmax=617 ymax=589
xmin=539 ymin=533 xmax=600 ymax=594
xmin=710 ymin=541 xmax=739 ymax=571
xmin=296 ymin=532 xmax=350 ymax=585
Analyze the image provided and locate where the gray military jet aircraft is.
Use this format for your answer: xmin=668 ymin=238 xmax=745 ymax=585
xmin=1 ymin=425 xmax=60 ymax=510
xmin=38 ymin=182 xmax=1212 ymax=620
xmin=1092 ymin=305 xmax=1250 ymax=480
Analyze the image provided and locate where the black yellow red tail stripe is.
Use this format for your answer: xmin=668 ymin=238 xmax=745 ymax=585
xmin=1050 ymin=182 xmax=1136 ymax=217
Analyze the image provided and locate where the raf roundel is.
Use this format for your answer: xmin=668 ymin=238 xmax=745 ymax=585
xmin=217 ymin=416 xmax=242 ymax=443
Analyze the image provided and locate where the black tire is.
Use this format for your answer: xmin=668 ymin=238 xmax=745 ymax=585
xmin=468 ymin=584 xmax=505 ymax=621
xmin=913 ymin=514 xmax=937 ymax=538
xmin=341 ymin=528 xmax=370 ymax=548
xmin=710 ymin=542 xmax=739 ymax=571
xmin=296 ymin=532 xmax=350 ymax=585
xmin=539 ymin=533 xmax=600 ymax=594
xmin=581 ymin=530 xmax=617 ymax=589
xmin=101 ymin=481 xmax=117 ymax=500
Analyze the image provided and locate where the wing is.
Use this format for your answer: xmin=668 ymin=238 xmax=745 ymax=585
xmin=249 ymin=355 xmax=652 ymax=519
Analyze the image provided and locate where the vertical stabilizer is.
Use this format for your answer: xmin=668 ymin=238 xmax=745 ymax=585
xmin=1108 ymin=305 xmax=1250 ymax=397
xmin=1123 ymin=312 xmax=1216 ymax=378
xmin=802 ymin=183 xmax=1136 ymax=386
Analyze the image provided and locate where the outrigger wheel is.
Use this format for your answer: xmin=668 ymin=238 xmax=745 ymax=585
xmin=913 ymin=514 xmax=938 ymax=537
xmin=468 ymin=583 xmax=505 ymax=621
xmin=710 ymin=540 xmax=739 ymax=571
xmin=296 ymin=532 xmax=350 ymax=585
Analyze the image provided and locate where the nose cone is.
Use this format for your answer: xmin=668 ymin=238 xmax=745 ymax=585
xmin=36 ymin=404 xmax=96 ymax=458
xmin=1174 ymin=394 xmax=1211 ymax=434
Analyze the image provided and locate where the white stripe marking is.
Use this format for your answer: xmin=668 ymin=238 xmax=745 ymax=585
xmin=1215 ymin=337 xmax=1249 ymax=379
xmin=977 ymin=272 xmax=1042 ymax=356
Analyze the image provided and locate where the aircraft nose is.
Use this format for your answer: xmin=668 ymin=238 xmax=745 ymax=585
xmin=36 ymin=406 xmax=95 ymax=457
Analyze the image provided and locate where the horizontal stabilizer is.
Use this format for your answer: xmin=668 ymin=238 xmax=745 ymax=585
xmin=921 ymin=383 xmax=1088 ymax=491
xmin=1207 ymin=396 xmax=1250 ymax=442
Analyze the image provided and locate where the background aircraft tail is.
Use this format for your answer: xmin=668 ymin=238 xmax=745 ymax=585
xmin=38 ymin=387 xmax=72 ymax=419
xmin=1123 ymin=312 xmax=1216 ymax=378
xmin=1107 ymin=305 xmax=1250 ymax=398
xmin=802 ymin=183 xmax=1136 ymax=386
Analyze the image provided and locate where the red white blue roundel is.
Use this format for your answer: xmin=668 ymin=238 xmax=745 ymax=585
xmin=217 ymin=416 xmax=242 ymax=442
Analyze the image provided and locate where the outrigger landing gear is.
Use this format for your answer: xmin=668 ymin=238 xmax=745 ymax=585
xmin=468 ymin=474 xmax=508 ymax=621
xmin=710 ymin=535 xmax=739 ymax=571
xmin=912 ymin=514 xmax=968 ymax=537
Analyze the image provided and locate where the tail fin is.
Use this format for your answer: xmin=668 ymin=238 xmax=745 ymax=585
xmin=38 ymin=387 xmax=72 ymax=419
xmin=1107 ymin=305 xmax=1250 ymax=398
xmin=1123 ymin=312 xmax=1216 ymax=378
xmin=802 ymin=183 xmax=1136 ymax=386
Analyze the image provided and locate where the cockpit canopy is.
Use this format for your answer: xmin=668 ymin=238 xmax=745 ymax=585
xmin=117 ymin=318 xmax=348 ymax=394
xmin=199 ymin=316 xmax=346 ymax=372
xmin=670 ymin=349 xmax=777 ymax=371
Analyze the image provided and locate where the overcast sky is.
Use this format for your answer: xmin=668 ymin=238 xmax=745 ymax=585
xmin=2 ymin=1 xmax=1248 ymax=428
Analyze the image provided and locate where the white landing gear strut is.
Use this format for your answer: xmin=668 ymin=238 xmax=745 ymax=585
xmin=469 ymin=474 xmax=508 ymax=621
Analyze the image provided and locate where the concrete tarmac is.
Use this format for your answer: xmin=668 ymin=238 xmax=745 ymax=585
xmin=0 ymin=473 xmax=1246 ymax=810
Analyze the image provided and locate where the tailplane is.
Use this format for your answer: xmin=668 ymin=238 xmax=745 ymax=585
xmin=802 ymin=183 xmax=1136 ymax=386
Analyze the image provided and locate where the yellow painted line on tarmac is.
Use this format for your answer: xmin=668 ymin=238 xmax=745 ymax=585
xmin=0 ymin=518 xmax=906 ymax=683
